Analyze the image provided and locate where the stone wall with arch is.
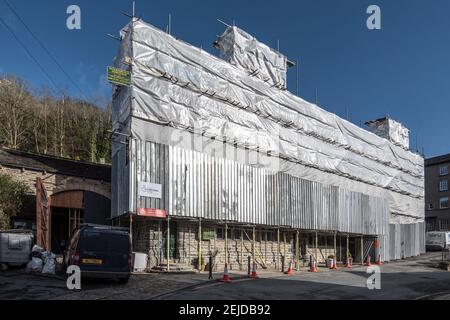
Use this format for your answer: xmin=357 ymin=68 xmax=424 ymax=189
xmin=0 ymin=166 xmax=111 ymax=203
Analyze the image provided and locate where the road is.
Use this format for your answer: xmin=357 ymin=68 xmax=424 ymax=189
xmin=0 ymin=252 xmax=448 ymax=300
xmin=157 ymin=252 xmax=450 ymax=300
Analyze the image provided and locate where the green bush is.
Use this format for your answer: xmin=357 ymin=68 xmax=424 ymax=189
xmin=0 ymin=174 xmax=30 ymax=230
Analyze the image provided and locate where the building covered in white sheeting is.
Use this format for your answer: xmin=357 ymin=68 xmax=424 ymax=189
xmin=111 ymin=18 xmax=425 ymax=272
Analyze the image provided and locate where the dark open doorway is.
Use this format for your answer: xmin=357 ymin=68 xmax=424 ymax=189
xmin=48 ymin=190 xmax=110 ymax=254
xmin=51 ymin=207 xmax=84 ymax=254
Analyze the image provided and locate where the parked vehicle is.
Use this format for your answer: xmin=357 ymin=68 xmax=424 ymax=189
xmin=426 ymin=231 xmax=450 ymax=251
xmin=64 ymin=224 xmax=132 ymax=283
xmin=0 ymin=230 xmax=34 ymax=268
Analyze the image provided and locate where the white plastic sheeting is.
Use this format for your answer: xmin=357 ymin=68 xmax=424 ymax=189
xmin=215 ymin=26 xmax=288 ymax=89
xmin=113 ymin=20 xmax=423 ymax=218
xmin=385 ymin=222 xmax=425 ymax=261
xmin=366 ymin=117 xmax=410 ymax=150
xmin=126 ymin=138 xmax=389 ymax=236
xmin=124 ymin=135 xmax=427 ymax=259
xmin=127 ymin=119 xmax=423 ymax=219
xmin=112 ymin=19 xmax=424 ymax=222
xmin=166 ymin=145 xmax=390 ymax=236
xmin=111 ymin=19 xmax=426 ymax=261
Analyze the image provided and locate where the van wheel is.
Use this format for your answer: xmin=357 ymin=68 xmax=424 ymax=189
xmin=118 ymin=277 xmax=130 ymax=284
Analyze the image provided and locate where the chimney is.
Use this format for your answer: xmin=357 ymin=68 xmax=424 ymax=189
xmin=365 ymin=116 xmax=410 ymax=150
xmin=214 ymin=26 xmax=294 ymax=89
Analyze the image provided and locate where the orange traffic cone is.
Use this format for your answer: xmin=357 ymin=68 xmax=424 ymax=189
xmin=344 ymin=257 xmax=352 ymax=268
xmin=332 ymin=258 xmax=338 ymax=270
xmin=365 ymin=255 xmax=372 ymax=267
xmin=220 ymin=264 xmax=232 ymax=283
xmin=250 ymin=262 xmax=259 ymax=279
xmin=376 ymin=254 xmax=383 ymax=265
xmin=286 ymin=260 xmax=295 ymax=275
xmin=309 ymin=260 xmax=318 ymax=273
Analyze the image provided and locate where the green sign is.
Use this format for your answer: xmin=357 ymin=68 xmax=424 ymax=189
xmin=202 ymin=229 xmax=216 ymax=240
xmin=107 ymin=66 xmax=131 ymax=86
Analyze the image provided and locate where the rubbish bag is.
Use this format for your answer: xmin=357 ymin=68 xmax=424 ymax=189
xmin=26 ymin=257 xmax=43 ymax=273
xmin=31 ymin=245 xmax=44 ymax=258
xmin=32 ymin=245 xmax=44 ymax=253
xmin=41 ymin=252 xmax=56 ymax=274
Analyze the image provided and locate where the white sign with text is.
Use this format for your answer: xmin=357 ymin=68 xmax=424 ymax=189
xmin=138 ymin=182 xmax=162 ymax=199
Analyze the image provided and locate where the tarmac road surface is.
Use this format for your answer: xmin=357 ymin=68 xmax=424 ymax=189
xmin=156 ymin=252 xmax=450 ymax=300
xmin=0 ymin=252 xmax=448 ymax=300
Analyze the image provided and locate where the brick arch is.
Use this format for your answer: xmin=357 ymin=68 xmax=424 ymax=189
xmin=51 ymin=182 xmax=111 ymax=200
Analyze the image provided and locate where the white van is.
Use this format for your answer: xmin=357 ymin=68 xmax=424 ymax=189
xmin=426 ymin=232 xmax=450 ymax=251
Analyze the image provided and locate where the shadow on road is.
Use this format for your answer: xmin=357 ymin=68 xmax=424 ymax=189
xmin=162 ymin=268 xmax=450 ymax=300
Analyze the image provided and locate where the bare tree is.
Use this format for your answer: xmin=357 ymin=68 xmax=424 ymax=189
xmin=0 ymin=76 xmax=34 ymax=149
xmin=0 ymin=75 xmax=112 ymax=163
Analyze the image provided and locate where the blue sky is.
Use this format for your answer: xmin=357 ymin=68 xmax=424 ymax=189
xmin=0 ymin=0 xmax=449 ymax=157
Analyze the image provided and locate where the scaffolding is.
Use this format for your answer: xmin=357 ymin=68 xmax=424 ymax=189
xmin=110 ymin=17 xmax=425 ymax=266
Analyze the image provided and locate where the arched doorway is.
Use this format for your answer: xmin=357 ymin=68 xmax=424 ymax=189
xmin=50 ymin=191 xmax=84 ymax=253
xmin=48 ymin=190 xmax=111 ymax=254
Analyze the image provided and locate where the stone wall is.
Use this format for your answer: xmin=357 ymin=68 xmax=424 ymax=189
xmin=132 ymin=219 xmax=163 ymax=268
xmin=132 ymin=219 xmax=340 ymax=272
xmin=0 ymin=166 xmax=110 ymax=199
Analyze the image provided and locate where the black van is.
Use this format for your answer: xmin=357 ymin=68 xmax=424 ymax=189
xmin=64 ymin=224 xmax=132 ymax=283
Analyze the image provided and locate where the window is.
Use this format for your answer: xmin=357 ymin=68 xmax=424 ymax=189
xmin=215 ymin=228 xmax=224 ymax=239
xmin=215 ymin=228 xmax=231 ymax=240
xmin=440 ymin=219 xmax=449 ymax=231
xmin=440 ymin=197 xmax=449 ymax=209
xmin=440 ymin=180 xmax=449 ymax=192
xmin=78 ymin=230 xmax=130 ymax=253
xmin=440 ymin=165 xmax=449 ymax=176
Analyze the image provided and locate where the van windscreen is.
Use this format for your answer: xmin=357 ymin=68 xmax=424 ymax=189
xmin=79 ymin=230 xmax=130 ymax=253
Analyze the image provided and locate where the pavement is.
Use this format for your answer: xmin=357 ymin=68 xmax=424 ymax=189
xmin=0 ymin=252 xmax=448 ymax=300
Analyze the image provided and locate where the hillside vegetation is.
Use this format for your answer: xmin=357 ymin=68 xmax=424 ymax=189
xmin=0 ymin=75 xmax=112 ymax=163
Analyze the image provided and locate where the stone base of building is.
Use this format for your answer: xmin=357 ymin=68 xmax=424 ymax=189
xmin=130 ymin=218 xmax=362 ymax=272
